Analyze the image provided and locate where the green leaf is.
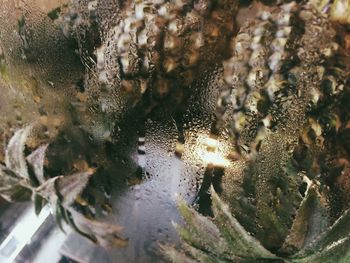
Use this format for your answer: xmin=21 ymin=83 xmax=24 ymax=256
xmin=176 ymin=198 xmax=230 ymax=258
xmin=281 ymin=185 xmax=329 ymax=254
xmin=210 ymin=186 xmax=279 ymax=260
xmin=294 ymin=237 xmax=350 ymax=263
xmin=160 ymin=244 xmax=198 ymax=263
xmin=295 ymin=208 xmax=350 ymax=258
xmin=181 ymin=243 xmax=235 ymax=263
xmin=161 ymin=242 xmax=234 ymax=263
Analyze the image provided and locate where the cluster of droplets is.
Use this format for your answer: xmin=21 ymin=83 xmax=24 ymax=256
xmin=296 ymin=7 xmax=350 ymax=216
xmin=215 ymin=1 xmax=350 ymax=251
xmin=97 ymin=0 xmax=237 ymax=105
xmin=263 ymin=2 xmax=297 ymax=96
xmin=215 ymin=2 xmax=301 ymax=153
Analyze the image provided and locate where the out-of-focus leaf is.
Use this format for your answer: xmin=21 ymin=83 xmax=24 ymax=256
xmin=69 ymin=209 xmax=128 ymax=248
xmin=0 ymin=164 xmax=32 ymax=202
xmin=330 ymin=0 xmax=350 ymax=24
xmin=36 ymin=169 xmax=94 ymax=207
xmin=26 ymin=144 xmax=49 ymax=184
xmin=310 ymin=0 xmax=350 ymax=24
xmin=282 ymin=185 xmax=329 ymax=254
xmin=5 ymin=126 xmax=31 ymax=178
xmin=210 ymin=187 xmax=279 ymax=260
xmin=310 ymin=0 xmax=333 ymax=12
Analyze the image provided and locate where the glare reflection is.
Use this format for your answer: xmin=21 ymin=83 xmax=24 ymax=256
xmin=0 ymin=205 xmax=51 ymax=263
xmin=195 ymin=135 xmax=230 ymax=168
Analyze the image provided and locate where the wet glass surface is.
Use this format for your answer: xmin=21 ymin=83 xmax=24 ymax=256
xmin=0 ymin=1 xmax=350 ymax=263
xmin=0 ymin=1 xmax=236 ymax=261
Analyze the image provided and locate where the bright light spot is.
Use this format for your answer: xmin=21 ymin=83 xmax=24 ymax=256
xmin=204 ymin=137 xmax=218 ymax=149
xmin=0 ymin=205 xmax=51 ymax=263
xmin=195 ymin=135 xmax=230 ymax=168
xmin=198 ymin=150 xmax=231 ymax=168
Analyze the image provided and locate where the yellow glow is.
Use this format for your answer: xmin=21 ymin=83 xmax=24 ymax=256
xmin=199 ymin=150 xmax=231 ymax=168
xmin=204 ymin=137 xmax=218 ymax=149
xmin=195 ymin=135 xmax=230 ymax=168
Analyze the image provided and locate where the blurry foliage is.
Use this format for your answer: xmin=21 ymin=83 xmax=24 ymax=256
xmin=0 ymin=126 xmax=127 ymax=248
xmin=311 ymin=0 xmax=350 ymax=24
xmin=164 ymin=187 xmax=350 ymax=262
xmin=164 ymin=1 xmax=350 ymax=262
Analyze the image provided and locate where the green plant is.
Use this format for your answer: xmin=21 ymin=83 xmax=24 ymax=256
xmin=163 ymin=1 xmax=350 ymax=262
xmin=164 ymin=185 xmax=350 ymax=262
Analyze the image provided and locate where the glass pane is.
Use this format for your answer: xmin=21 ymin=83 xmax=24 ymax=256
xmin=0 ymin=0 xmax=349 ymax=262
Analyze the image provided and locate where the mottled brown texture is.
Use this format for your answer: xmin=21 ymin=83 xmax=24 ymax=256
xmin=218 ymin=2 xmax=350 ymax=252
